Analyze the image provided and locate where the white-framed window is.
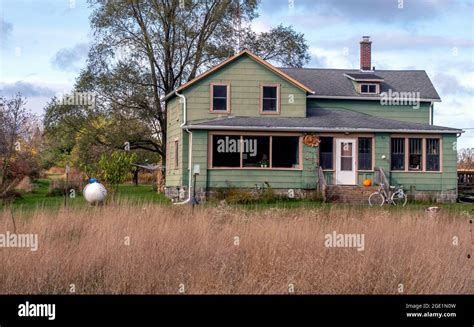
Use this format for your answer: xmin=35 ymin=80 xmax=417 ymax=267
xmin=260 ymin=84 xmax=280 ymax=114
xmin=360 ymin=83 xmax=378 ymax=94
xmin=210 ymin=83 xmax=230 ymax=113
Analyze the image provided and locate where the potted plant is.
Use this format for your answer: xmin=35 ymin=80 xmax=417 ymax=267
xmin=260 ymin=154 xmax=269 ymax=168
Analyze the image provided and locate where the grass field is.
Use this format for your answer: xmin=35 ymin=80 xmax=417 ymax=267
xmin=1 ymin=179 xmax=170 ymax=212
xmin=3 ymin=178 xmax=473 ymax=213
xmin=0 ymin=202 xmax=472 ymax=294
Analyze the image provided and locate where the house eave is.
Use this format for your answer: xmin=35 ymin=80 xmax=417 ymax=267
xmin=307 ymin=95 xmax=442 ymax=102
xmin=185 ymin=125 xmax=462 ymax=134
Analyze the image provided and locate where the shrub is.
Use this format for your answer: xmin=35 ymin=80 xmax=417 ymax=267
xmin=47 ymin=179 xmax=83 ymax=197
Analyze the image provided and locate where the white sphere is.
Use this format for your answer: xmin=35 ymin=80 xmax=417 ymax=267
xmin=83 ymin=182 xmax=107 ymax=203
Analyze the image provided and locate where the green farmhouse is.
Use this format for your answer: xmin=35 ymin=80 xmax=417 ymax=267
xmin=164 ymin=36 xmax=463 ymax=203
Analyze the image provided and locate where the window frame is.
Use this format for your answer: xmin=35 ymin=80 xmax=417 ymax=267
xmin=426 ymin=138 xmax=441 ymax=172
xmin=210 ymin=82 xmax=231 ymax=113
xmin=391 ymin=138 xmax=406 ymax=171
xmin=208 ymin=132 xmax=302 ymax=170
xmin=390 ymin=135 xmax=442 ymax=173
xmin=360 ymin=83 xmax=379 ymax=94
xmin=319 ymin=136 xmax=335 ymax=171
xmin=357 ymin=137 xmax=374 ymax=171
xmin=408 ymin=138 xmax=423 ymax=171
xmin=260 ymin=84 xmax=281 ymax=115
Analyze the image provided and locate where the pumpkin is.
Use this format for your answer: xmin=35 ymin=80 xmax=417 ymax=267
xmin=362 ymin=179 xmax=372 ymax=187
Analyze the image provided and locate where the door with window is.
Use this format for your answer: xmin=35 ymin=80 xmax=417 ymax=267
xmin=335 ymin=139 xmax=357 ymax=185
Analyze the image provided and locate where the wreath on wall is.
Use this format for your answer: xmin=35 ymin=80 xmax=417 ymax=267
xmin=303 ymin=134 xmax=320 ymax=147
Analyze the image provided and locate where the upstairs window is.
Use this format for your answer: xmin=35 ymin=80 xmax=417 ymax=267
xmin=426 ymin=138 xmax=440 ymax=171
xmin=391 ymin=138 xmax=405 ymax=171
xmin=319 ymin=137 xmax=333 ymax=170
xmin=358 ymin=137 xmax=372 ymax=170
xmin=261 ymin=85 xmax=280 ymax=113
xmin=211 ymin=83 xmax=229 ymax=112
xmin=360 ymin=83 xmax=377 ymax=94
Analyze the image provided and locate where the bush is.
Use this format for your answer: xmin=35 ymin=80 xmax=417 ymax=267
xmin=47 ymin=180 xmax=83 ymax=197
xmin=226 ymin=189 xmax=255 ymax=205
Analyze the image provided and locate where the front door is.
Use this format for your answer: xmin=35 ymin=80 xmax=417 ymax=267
xmin=335 ymin=138 xmax=357 ymax=185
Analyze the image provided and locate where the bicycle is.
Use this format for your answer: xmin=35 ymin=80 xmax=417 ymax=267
xmin=368 ymin=183 xmax=407 ymax=207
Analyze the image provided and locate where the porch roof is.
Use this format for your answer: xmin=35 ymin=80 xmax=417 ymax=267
xmin=186 ymin=108 xmax=462 ymax=134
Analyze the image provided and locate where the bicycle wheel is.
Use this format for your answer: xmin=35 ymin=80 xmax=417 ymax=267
xmin=369 ymin=192 xmax=385 ymax=207
xmin=391 ymin=190 xmax=407 ymax=206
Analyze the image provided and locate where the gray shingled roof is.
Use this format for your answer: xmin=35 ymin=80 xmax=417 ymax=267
xmin=188 ymin=108 xmax=460 ymax=133
xmin=278 ymin=68 xmax=441 ymax=101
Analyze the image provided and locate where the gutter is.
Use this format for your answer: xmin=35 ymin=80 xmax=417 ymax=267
xmin=307 ymin=95 xmax=442 ymax=102
xmin=174 ymin=90 xmax=192 ymax=205
xmin=185 ymin=124 xmax=464 ymax=134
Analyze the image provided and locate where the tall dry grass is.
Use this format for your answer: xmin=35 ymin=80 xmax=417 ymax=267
xmin=0 ymin=203 xmax=472 ymax=294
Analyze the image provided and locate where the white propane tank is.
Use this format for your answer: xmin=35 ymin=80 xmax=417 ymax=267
xmin=83 ymin=178 xmax=107 ymax=204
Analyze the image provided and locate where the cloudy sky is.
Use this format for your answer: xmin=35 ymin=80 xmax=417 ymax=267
xmin=1 ymin=0 xmax=473 ymax=148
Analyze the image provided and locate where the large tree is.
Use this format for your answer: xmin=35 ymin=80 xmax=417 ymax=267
xmin=458 ymin=148 xmax=474 ymax=169
xmin=0 ymin=94 xmax=40 ymax=199
xmin=45 ymin=0 xmax=310 ymax=170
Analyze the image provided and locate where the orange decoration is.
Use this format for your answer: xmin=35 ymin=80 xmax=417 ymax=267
xmin=363 ymin=179 xmax=372 ymax=187
xmin=303 ymin=134 xmax=320 ymax=147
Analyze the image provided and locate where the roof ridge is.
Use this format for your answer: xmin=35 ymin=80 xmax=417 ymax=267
xmin=279 ymin=67 xmax=427 ymax=72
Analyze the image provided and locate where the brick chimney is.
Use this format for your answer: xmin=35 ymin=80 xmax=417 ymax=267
xmin=360 ymin=36 xmax=372 ymax=71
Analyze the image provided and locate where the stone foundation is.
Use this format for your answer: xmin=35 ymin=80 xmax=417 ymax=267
xmin=409 ymin=190 xmax=457 ymax=203
xmin=165 ymin=186 xmax=458 ymax=204
xmin=165 ymin=186 xmax=207 ymax=203
xmin=165 ymin=186 xmax=318 ymax=203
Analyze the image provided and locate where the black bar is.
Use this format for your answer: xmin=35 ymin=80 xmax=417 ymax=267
xmin=0 ymin=295 xmax=472 ymax=326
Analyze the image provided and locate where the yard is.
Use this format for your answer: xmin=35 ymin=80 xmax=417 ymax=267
xmin=0 ymin=202 xmax=472 ymax=294
xmin=3 ymin=178 xmax=473 ymax=213
xmin=0 ymin=178 xmax=169 ymax=212
xmin=0 ymin=178 xmax=472 ymax=294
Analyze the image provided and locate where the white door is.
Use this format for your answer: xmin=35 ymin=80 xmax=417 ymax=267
xmin=335 ymin=138 xmax=357 ymax=185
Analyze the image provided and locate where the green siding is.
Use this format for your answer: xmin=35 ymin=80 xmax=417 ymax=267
xmin=308 ymin=99 xmax=431 ymax=124
xmin=165 ymin=97 xmax=185 ymax=187
xmin=189 ymin=130 xmax=208 ymax=189
xmin=372 ymin=133 xmax=457 ymax=192
xmin=182 ymin=55 xmax=307 ymax=122
xmin=358 ymin=172 xmax=375 ymax=185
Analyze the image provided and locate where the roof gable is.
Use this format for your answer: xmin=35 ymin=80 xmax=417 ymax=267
xmin=164 ymin=50 xmax=314 ymax=101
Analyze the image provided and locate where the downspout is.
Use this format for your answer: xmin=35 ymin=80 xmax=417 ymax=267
xmin=429 ymin=102 xmax=433 ymax=125
xmin=174 ymin=90 xmax=193 ymax=205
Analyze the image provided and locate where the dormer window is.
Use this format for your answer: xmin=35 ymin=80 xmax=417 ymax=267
xmin=360 ymin=83 xmax=378 ymax=94
xmin=210 ymin=83 xmax=230 ymax=113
